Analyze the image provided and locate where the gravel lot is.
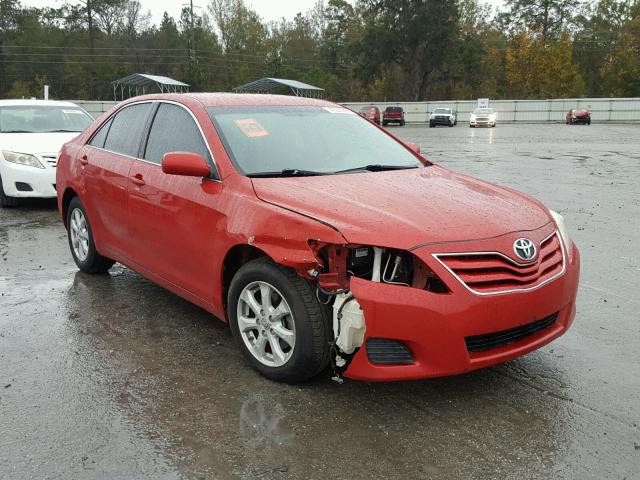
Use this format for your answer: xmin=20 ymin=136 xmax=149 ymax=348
xmin=1 ymin=123 xmax=639 ymax=479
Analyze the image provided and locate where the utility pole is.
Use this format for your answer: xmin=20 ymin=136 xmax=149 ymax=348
xmin=183 ymin=0 xmax=200 ymax=80
xmin=84 ymin=0 xmax=96 ymax=98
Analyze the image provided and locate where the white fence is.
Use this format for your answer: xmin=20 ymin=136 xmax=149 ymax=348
xmin=73 ymin=97 xmax=640 ymax=123
xmin=343 ymin=98 xmax=640 ymax=124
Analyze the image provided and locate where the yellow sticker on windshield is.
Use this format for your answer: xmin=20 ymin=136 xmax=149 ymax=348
xmin=234 ymin=118 xmax=269 ymax=138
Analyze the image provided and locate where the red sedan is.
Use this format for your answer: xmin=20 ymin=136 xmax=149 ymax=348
xmin=56 ymin=94 xmax=580 ymax=383
xmin=566 ymin=109 xmax=591 ymax=125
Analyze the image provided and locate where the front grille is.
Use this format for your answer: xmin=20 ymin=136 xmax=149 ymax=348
xmin=41 ymin=154 xmax=58 ymax=167
xmin=366 ymin=338 xmax=414 ymax=365
xmin=465 ymin=312 xmax=558 ymax=352
xmin=434 ymin=232 xmax=564 ymax=294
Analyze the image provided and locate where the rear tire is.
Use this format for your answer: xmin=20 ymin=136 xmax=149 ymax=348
xmin=66 ymin=196 xmax=115 ymax=274
xmin=400 ymin=120 xmax=405 ymax=126
xmin=228 ymin=258 xmax=331 ymax=383
xmin=0 ymin=175 xmax=19 ymax=208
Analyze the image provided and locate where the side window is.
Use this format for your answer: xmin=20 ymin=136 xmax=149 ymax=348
xmin=88 ymin=117 xmax=113 ymax=149
xmin=103 ymin=103 xmax=152 ymax=157
xmin=144 ymin=103 xmax=214 ymax=173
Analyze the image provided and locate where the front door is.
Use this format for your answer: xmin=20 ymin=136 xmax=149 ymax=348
xmin=127 ymin=102 xmax=223 ymax=301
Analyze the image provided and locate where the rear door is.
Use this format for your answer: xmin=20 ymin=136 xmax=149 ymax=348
xmin=127 ymin=101 xmax=223 ymax=301
xmin=82 ymin=102 xmax=152 ymax=259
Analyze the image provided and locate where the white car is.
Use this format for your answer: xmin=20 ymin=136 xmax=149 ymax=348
xmin=0 ymin=100 xmax=93 ymax=207
xmin=469 ymin=107 xmax=496 ymax=128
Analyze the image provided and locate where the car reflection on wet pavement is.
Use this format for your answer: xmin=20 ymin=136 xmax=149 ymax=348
xmin=1 ymin=124 xmax=639 ymax=479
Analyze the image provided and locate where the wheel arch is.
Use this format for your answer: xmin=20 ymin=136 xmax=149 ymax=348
xmin=221 ymin=244 xmax=272 ymax=318
xmin=61 ymin=187 xmax=79 ymax=227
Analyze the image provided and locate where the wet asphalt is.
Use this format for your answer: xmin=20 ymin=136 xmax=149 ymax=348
xmin=1 ymin=123 xmax=639 ymax=479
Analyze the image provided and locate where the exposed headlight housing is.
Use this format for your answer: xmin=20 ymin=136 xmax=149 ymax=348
xmin=2 ymin=150 xmax=45 ymax=169
xmin=309 ymin=242 xmax=449 ymax=294
xmin=550 ymin=209 xmax=571 ymax=251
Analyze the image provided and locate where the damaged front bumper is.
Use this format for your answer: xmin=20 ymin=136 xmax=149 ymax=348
xmin=341 ymin=242 xmax=580 ymax=382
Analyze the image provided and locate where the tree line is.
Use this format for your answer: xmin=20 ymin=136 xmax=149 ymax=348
xmin=1 ymin=0 xmax=639 ymax=101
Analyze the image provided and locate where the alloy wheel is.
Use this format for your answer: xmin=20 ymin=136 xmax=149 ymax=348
xmin=237 ymin=281 xmax=296 ymax=367
xmin=69 ymin=208 xmax=90 ymax=261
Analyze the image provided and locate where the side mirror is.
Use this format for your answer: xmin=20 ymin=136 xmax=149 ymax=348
xmin=162 ymin=152 xmax=210 ymax=177
xmin=404 ymin=142 xmax=421 ymax=156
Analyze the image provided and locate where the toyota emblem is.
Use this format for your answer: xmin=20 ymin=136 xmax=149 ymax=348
xmin=513 ymin=238 xmax=537 ymax=261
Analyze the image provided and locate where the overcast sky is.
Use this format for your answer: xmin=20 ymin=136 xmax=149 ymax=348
xmin=22 ymin=0 xmax=506 ymax=25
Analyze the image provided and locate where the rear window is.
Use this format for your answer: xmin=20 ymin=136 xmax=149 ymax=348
xmin=103 ymin=103 xmax=152 ymax=157
xmin=385 ymin=107 xmax=403 ymax=113
xmin=0 ymin=105 xmax=92 ymax=133
xmin=360 ymin=106 xmax=377 ymax=112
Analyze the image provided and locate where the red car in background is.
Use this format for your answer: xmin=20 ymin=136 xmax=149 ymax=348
xmin=56 ymin=93 xmax=580 ymax=383
xmin=358 ymin=105 xmax=381 ymax=124
xmin=566 ymin=109 xmax=591 ymax=125
xmin=382 ymin=106 xmax=405 ymax=126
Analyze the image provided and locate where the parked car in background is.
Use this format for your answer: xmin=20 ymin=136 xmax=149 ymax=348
xmin=429 ymin=108 xmax=457 ymax=127
xmin=358 ymin=105 xmax=381 ymax=125
xmin=0 ymin=99 xmax=93 ymax=207
xmin=469 ymin=107 xmax=496 ymax=128
xmin=382 ymin=106 xmax=405 ymax=126
xmin=57 ymin=93 xmax=580 ymax=384
xmin=566 ymin=109 xmax=591 ymax=125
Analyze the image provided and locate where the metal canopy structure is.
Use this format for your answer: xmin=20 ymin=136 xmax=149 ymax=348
xmin=233 ymin=77 xmax=324 ymax=98
xmin=111 ymin=73 xmax=189 ymax=100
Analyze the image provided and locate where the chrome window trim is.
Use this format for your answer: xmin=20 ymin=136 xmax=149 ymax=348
xmin=85 ymin=99 xmax=221 ymax=182
xmin=431 ymin=230 xmax=566 ymax=296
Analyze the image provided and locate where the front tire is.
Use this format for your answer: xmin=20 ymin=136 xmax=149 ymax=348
xmin=66 ymin=196 xmax=115 ymax=273
xmin=228 ymin=258 xmax=331 ymax=383
xmin=0 ymin=175 xmax=19 ymax=208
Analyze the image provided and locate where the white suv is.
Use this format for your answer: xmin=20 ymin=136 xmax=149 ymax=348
xmin=0 ymin=100 xmax=93 ymax=207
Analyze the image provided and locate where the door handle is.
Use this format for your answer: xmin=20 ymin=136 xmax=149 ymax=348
xmin=79 ymin=155 xmax=88 ymax=166
xmin=130 ymin=173 xmax=145 ymax=186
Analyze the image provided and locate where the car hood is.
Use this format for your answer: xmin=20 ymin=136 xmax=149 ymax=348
xmin=0 ymin=132 xmax=80 ymax=155
xmin=251 ymin=166 xmax=552 ymax=249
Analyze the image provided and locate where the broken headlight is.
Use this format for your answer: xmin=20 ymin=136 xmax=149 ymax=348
xmin=312 ymin=242 xmax=449 ymax=293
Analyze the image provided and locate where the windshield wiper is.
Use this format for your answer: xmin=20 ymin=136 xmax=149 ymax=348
xmin=43 ymin=129 xmax=81 ymax=133
xmin=1 ymin=130 xmax=33 ymax=133
xmin=335 ymin=164 xmax=421 ymax=174
xmin=247 ymin=168 xmax=330 ymax=178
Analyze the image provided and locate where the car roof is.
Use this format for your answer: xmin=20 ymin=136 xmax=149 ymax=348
xmin=120 ymin=92 xmax=337 ymax=108
xmin=0 ymin=99 xmax=82 ymax=108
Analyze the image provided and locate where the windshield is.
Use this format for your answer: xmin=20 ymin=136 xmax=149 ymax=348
xmin=433 ymin=108 xmax=451 ymax=114
xmin=208 ymin=106 xmax=423 ymax=176
xmin=0 ymin=105 xmax=93 ymax=133
xmin=473 ymin=108 xmax=494 ymax=115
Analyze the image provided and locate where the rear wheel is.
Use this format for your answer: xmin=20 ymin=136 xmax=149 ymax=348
xmin=228 ymin=258 xmax=331 ymax=383
xmin=66 ymin=196 xmax=115 ymax=273
xmin=400 ymin=120 xmax=405 ymax=126
xmin=0 ymin=175 xmax=19 ymax=208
